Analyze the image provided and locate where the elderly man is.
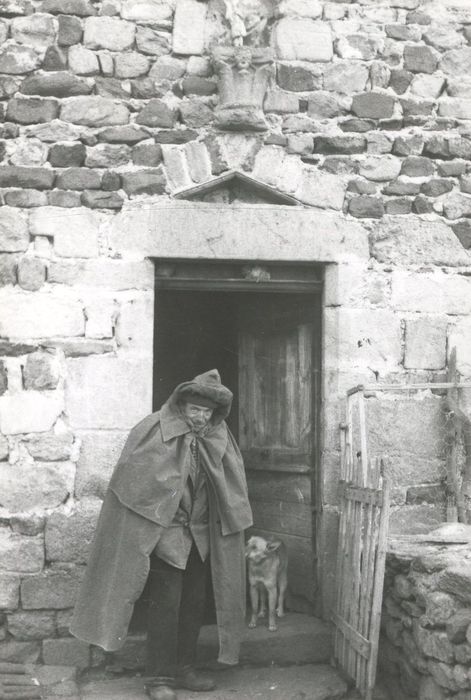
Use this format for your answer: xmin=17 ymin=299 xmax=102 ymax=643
xmin=71 ymin=370 xmax=253 ymax=700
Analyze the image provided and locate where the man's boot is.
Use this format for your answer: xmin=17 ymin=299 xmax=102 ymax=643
xmin=176 ymin=665 xmax=216 ymax=692
xmin=144 ymin=676 xmax=177 ymax=700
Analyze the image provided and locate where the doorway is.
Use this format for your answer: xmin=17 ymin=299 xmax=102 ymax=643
xmin=153 ymin=262 xmax=322 ymax=615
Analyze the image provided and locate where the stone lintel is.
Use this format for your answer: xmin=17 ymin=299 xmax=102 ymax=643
xmin=108 ymin=203 xmax=369 ymax=263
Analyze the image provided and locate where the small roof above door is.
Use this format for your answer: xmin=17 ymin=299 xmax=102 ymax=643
xmin=173 ymin=169 xmax=303 ymax=206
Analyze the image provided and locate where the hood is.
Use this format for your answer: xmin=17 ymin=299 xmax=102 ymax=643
xmin=166 ymin=369 xmax=233 ymax=426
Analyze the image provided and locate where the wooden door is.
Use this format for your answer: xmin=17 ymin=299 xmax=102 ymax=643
xmin=238 ymin=293 xmax=319 ymax=612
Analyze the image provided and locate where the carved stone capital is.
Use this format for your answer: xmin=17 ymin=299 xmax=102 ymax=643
xmin=211 ymin=45 xmax=274 ymax=131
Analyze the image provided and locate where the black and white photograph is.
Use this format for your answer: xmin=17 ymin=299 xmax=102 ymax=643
xmin=0 ymin=0 xmax=471 ymax=698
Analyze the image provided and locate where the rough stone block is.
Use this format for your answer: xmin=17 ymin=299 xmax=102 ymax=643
xmin=75 ymin=430 xmax=127 ymax=497
xmin=132 ymin=142 xmax=163 ymax=167
xmin=45 ymin=500 xmax=101 ymax=563
xmin=5 ymin=191 xmax=48 ymax=208
xmin=421 ymin=179 xmax=453 ymax=198
xmin=0 ymin=44 xmax=40 ymax=74
xmin=84 ymin=144 xmax=130 ymax=168
xmin=323 ymin=62 xmax=368 ymax=94
xmin=83 ymin=16 xmax=135 ymax=50
xmin=349 ymin=196 xmax=385 ymax=219
xmin=11 ymin=13 xmax=57 ymax=49
xmin=136 ymin=99 xmax=177 ymax=128
xmin=65 ymin=356 xmax=153 ymax=429
xmin=0 ymin=639 xmax=40 ymax=664
xmin=41 ymin=0 xmax=96 ymax=16
xmin=452 ymin=220 xmax=471 ymax=250
xmin=314 ymin=136 xmax=365 ymax=155
xmin=68 ymin=44 xmax=99 ymax=76
xmin=277 ymin=64 xmax=320 ymax=92
xmin=161 ymin=145 xmax=192 ymax=190
xmin=21 ymin=567 xmax=85 ymax=609
xmin=440 ymin=48 xmax=471 ymax=76
xmin=446 ymin=610 xmax=471 ymax=644
xmin=179 ymin=98 xmax=213 ymax=128
xmin=115 ymin=52 xmax=150 ymax=79
xmin=0 ymin=574 xmax=20 ymax=609
xmin=42 ymin=638 xmax=89 ymax=668
xmin=48 ymin=143 xmax=86 ymax=167
xmin=335 ymin=34 xmax=382 ymax=61
xmin=23 ymin=350 xmax=60 ymax=390
xmin=172 ymin=0 xmax=206 ymax=55
xmin=121 ymin=168 xmax=167 ymax=196
xmin=0 ymin=207 xmax=29 ymax=253
xmin=405 ymin=317 xmax=447 ymax=370
xmin=404 ymin=44 xmax=439 ymax=73
xmin=352 ymin=92 xmax=395 ymax=119
xmin=0 ymin=167 xmax=55 ymax=190
xmin=58 ymin=14 xmax=83 ymax=46
xmin=6 ymin=97 xmax=59 ymax=125
xmin=81 ymin=191 xmax=123 ymax=210
xmin=24 ymin=431 xmax=73 ymax=461
xmin=264 ymin=89 xmax=298 ymax=114
xmin=421 ymin=590 xmax=458 ymax=626
xmin=274 ymin=18 xmax=333 ymax=62
xmin=30 ymin=206 xmax=100 ymax=259
xmin=56 ymin=167 xmax=101 ymax=190
xmin=60 ymin=96 xmax=129 ymax=126
xmin=0 ymin=290 xmax=85 ymax=339
xmin=149 ymin=55 xmax=186 ymax=82
xmin=0 ymin=530 xmax=44 ymax=573
xmin=7 ymin=611 xmax=55 ymax=639
xmin=48 ymin=258 xmax=154 ymax=289
xmin=359 ymin=155 xmax=401 ymax=182
xmin=98 ymin=125 xmax=149 ymax=145
xmin=136 ymin=25 xmax=171 ymax=56
xmin=443 ymin=193 xmax=471 ymax=220
xmin=48 ymin=191 xmax=81 ymax=208
xmin=43 ymin=45 xmax=68 ymax=71
xmin=438 ymin=98 xmax=471 ymax=120
xmin=18 ymin=257 xmax=47 ymax=292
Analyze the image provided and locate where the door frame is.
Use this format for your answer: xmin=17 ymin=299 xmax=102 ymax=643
xmin=154 ymin=258 xmax=323 ymax=613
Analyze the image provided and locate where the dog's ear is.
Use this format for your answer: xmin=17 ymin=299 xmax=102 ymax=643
xmin=266 ymin=541 xmax=281 ymax=552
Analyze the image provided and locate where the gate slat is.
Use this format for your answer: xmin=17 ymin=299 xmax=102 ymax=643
xmin=333 ymin=390 xmax=391 ymax=700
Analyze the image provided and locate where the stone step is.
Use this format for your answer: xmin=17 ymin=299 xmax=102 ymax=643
xmin=81 ymin=663 xmax=348 ymax=700
xmin=110 ymin=613 xmax=333 ymax=671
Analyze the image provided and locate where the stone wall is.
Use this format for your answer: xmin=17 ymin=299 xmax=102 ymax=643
xmin=0 ymin=0 xmax=471 ymax=669
xmin=380 ymin=535 xmax=471 ymax=700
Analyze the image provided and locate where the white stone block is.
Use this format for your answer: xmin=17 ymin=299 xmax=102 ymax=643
xmin=0 ymin=206 xmax=29 ymax=252
xmin=324 ymin=263 xmax=390 ymax=308
xmin=121 ymin=0 xmax=175 ymax=22
xmin=391 ymin=271 xmax=471 ymax=315
xmin=0 ymin=291 xmax=85 ymax=339
xmin=277 ymin=0 xmax=322 ymax=18
xmin=370 ymin=216 xmax=470 ymax=267
xmin=68 ymin=45 xmax=99 ymax=76
xmin=411 ymin=74 xmax=445 ymax=99
xmin=172 ymin=0 xmax=207 ymax=55
xmin=438 ymin=98 xmax=471 ymax=120
xmin=84 ymin=17 xmax=136 ymax=51
xmin=405 ymin=317 xmax=448 ymax=370
xmin=296 ymin=168 xmax=346 ymax=210
xmin=184 ymin=141 xmax=211 ymax=184
xmin=448 ymin=318 xmax=471 ymax=376
xmin=75 ymin=430 xmax=128 ymax=497
xmin=273 ymin=18 xmax=333 ymax=62
xmin=30 ymin=207 xmax=100 ymax=258
xmin=85 ymin=299 xmax=116 ymax=339
xmin=0 ymin=459 xmax=74 ymax=511
xmin=115 ymin=294 xmax=154 ymax=352
xmin=323 ymin=62 xmax=368 ymax=94
xmin=324 ymin=307 xmax=403 ymax=371
xmin=65 ymin=356 xmax=153 ymax=429
xmin=0 ymin=530 xmax=44 ymax=573
xmin=48 ymin=258 xmax=155 ymax=290
xmin=0 ymin=391 xmax=64 ymax=434
xmin=11 ymin=13 xmax=57 ymax=50
xmin=10 ymin=137 xmax=48 ymax=167
xmin=162 ymin=145 xmax=192 ymax=190
xmin=359 ymin=155 xmax=402 ymax=182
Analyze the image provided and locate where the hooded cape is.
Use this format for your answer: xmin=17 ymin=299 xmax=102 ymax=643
xmin=70 ymin=370 xmax=253 ymax=665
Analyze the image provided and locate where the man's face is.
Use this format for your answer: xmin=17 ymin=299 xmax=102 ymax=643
xmin=182 ymin=402 xmax=214 ymax=431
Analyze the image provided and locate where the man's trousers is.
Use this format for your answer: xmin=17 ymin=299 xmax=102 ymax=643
xmin=146 ymin=544 xmax=208 ymax=678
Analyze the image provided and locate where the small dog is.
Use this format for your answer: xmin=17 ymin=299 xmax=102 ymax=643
xmin=245 ymin=535 xmax=288 ymax=632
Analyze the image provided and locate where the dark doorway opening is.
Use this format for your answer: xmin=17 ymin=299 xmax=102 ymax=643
xmin=130 ymin=262 xmax=322 ymax=634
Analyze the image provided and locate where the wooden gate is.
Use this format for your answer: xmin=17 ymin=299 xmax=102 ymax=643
xmin=332 ymin=386 xmax=391 ymax=700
